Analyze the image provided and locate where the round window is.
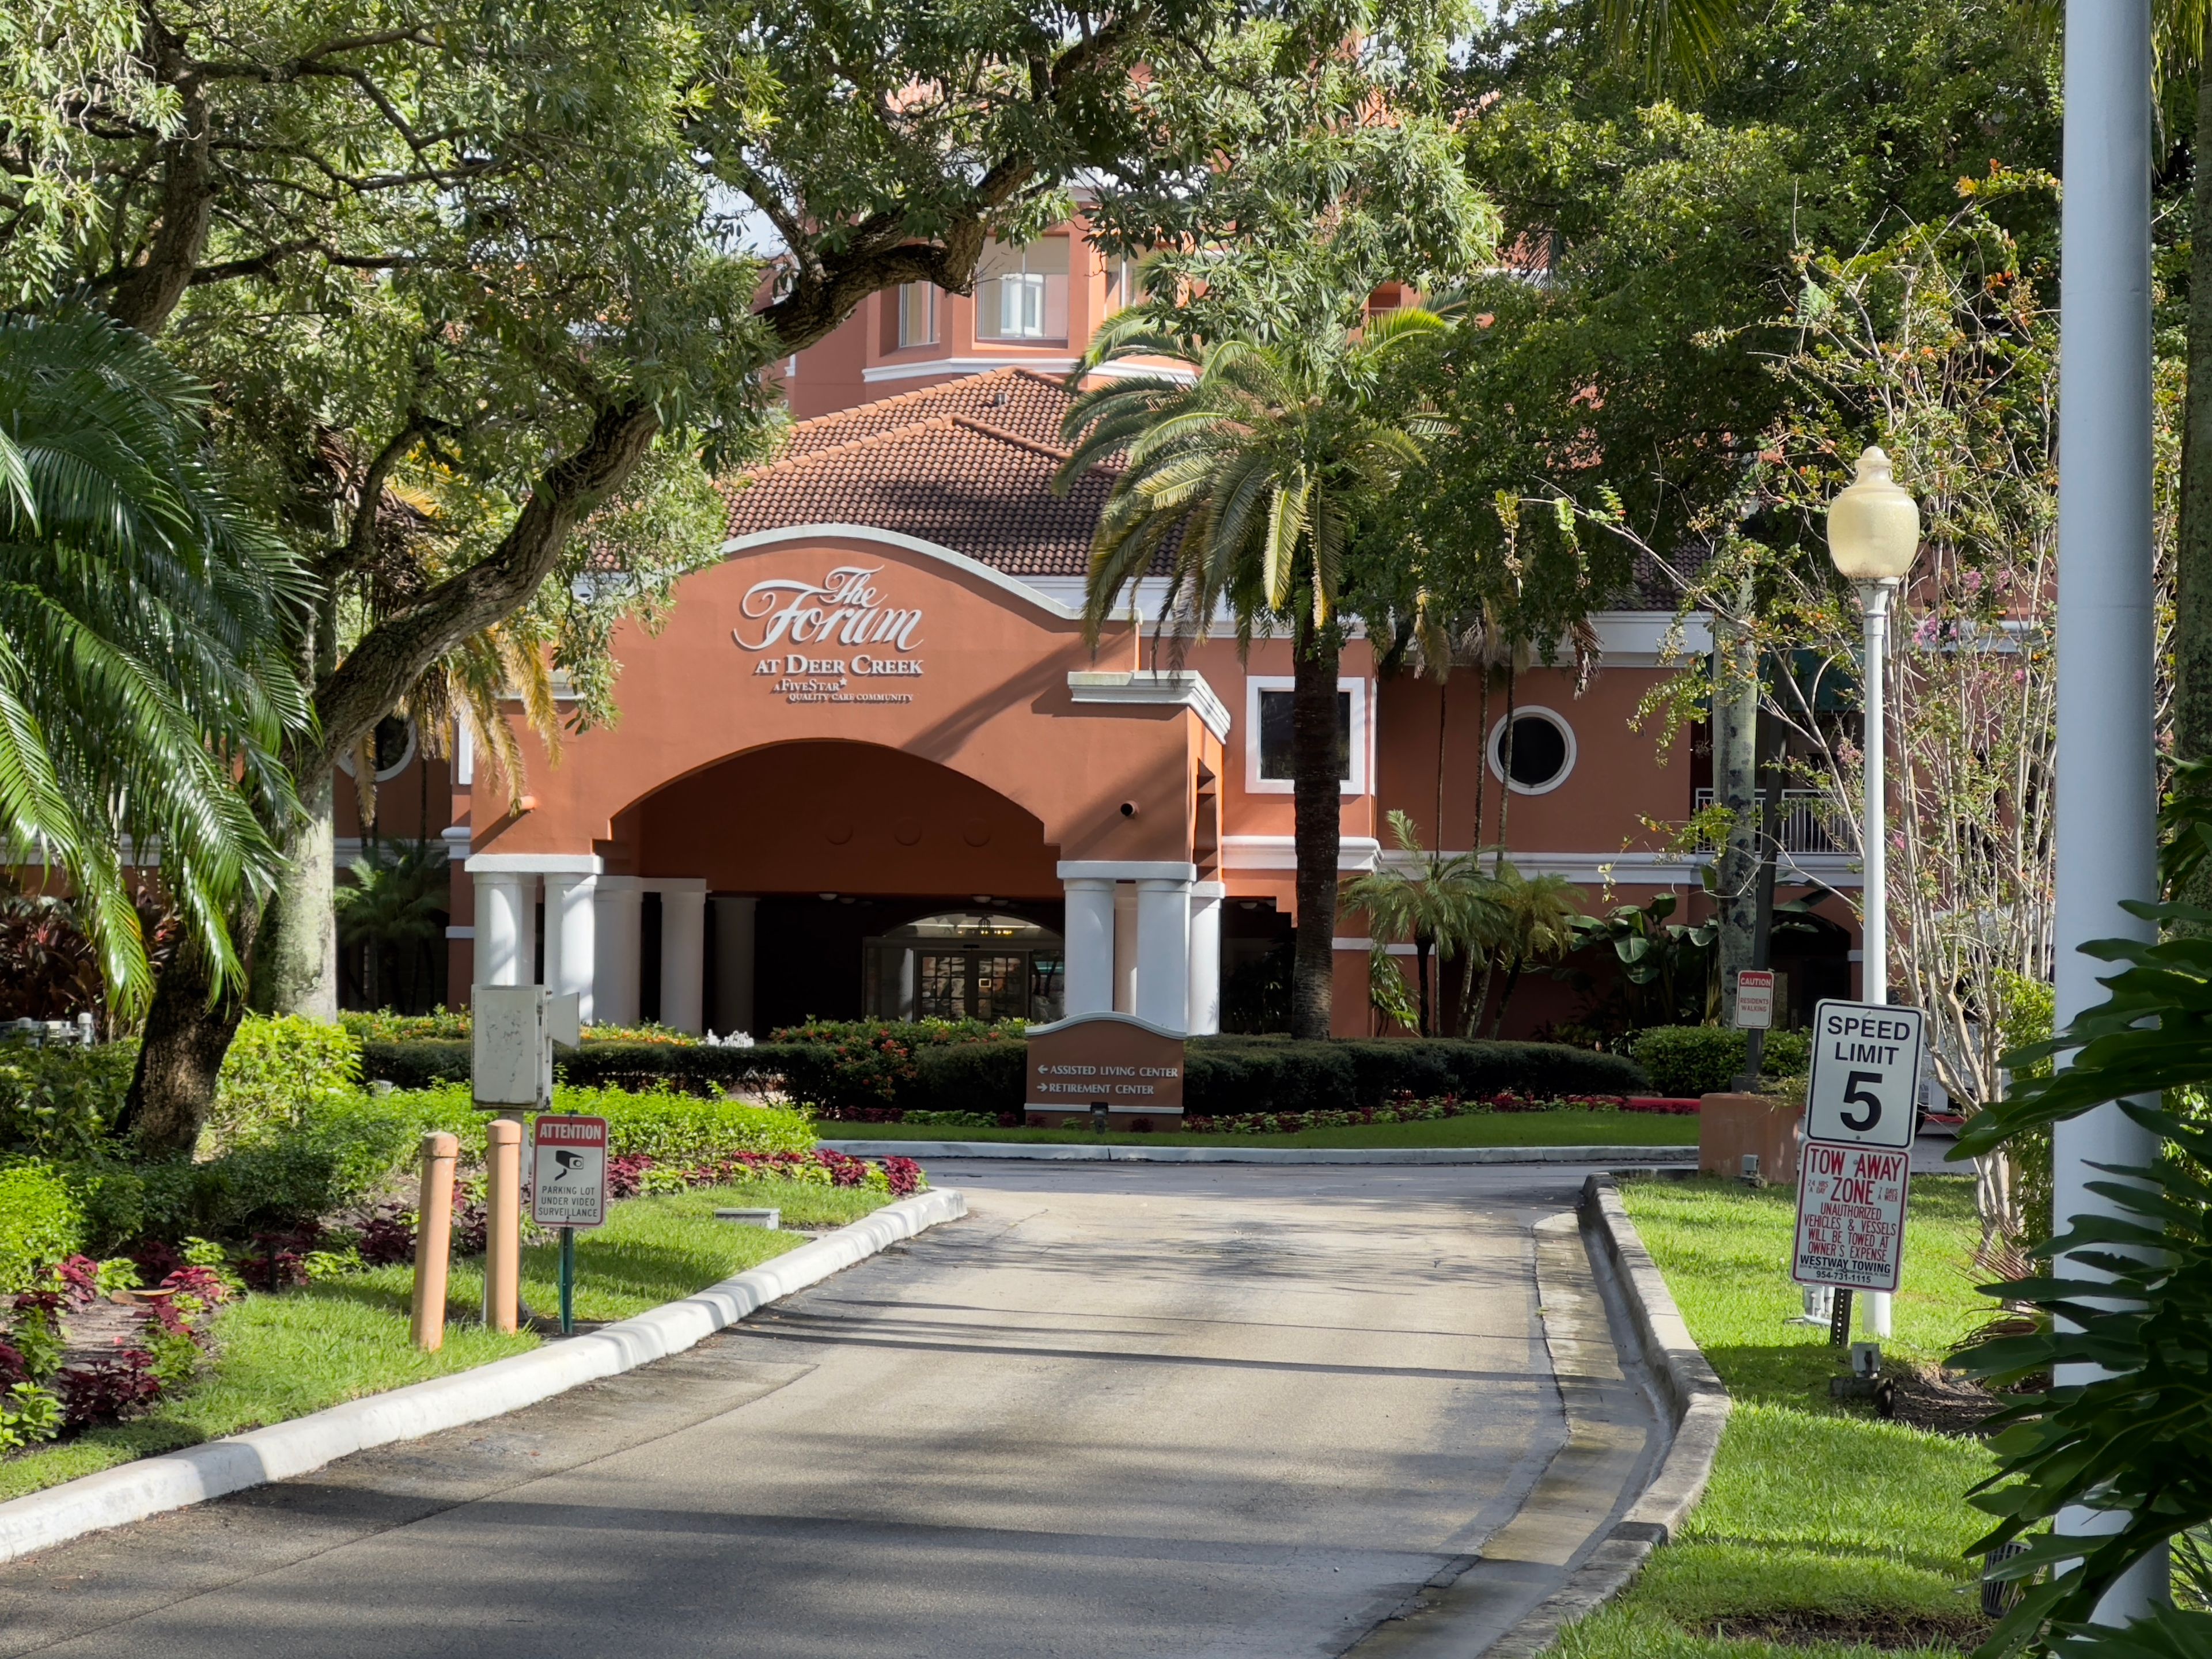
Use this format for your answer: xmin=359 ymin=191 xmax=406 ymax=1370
xmin=338 ymin=715 xmax=418 ymax=782
xmin=1488 ymin=709 xmax=1575 ymax=795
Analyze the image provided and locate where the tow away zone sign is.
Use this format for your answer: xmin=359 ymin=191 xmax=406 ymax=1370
xmin=1791 ymin=1141 xmax=1910 ymax=1293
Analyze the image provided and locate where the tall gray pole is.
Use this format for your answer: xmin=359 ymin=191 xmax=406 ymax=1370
xmin=2054 ymin=0 xmax=2164 ymax=1623
xmin=1857 ymin=578 xmax=1895 ymax=1339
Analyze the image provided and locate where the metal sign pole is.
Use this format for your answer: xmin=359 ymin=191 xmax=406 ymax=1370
xmin=559 ymin=1226 xmax=576 ymax=1336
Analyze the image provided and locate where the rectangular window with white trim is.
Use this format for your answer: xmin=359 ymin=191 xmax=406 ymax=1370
xmin=897 ymin=282 xmax=937 ymax=347
xmin=976 ymin=238 xmax=1070 ymax=341
xmin=1245 ymin=677 xmax=1369 ymax=796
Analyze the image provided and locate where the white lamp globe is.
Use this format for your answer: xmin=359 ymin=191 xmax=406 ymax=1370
xmin=1825 ymin=446 xmax=1921 ymax=582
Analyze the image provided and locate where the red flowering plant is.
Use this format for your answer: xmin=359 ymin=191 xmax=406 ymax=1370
xmin=602 ymin=1147 xmax=925 ymax=1200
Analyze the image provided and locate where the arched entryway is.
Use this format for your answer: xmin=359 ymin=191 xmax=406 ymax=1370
xmin=617 ymin=740 xmax=1063 ymax=1032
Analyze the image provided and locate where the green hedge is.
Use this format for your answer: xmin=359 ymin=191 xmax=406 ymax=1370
xmin=362 ymin=1030 xmax=1647 ymax=1116
xmin=360 ymin=1039 xmax=794 ymax=1094
xmin=0 ymin=1162 xmax=85 ymax=1293
xmin=1183 ymin=1037 xmax=1646 ymax=1116
xmin=0 ymin=1041 xmax=135 ymax=1160
xmin=1630 ymin=1025 xmax=1813 ymax=1097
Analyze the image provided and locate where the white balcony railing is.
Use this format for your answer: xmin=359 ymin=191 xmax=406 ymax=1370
xmin=1692 ymin=787 xmax=1846 ymax=855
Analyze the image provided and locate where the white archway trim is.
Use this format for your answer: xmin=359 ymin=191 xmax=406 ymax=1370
xmin=718 ymin=524 xmax=1084 ymax=621
xmin=1026 ymin=1009 xmax=1187 ymax=1040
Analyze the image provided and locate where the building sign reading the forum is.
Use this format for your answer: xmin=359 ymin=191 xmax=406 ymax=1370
xmin=732 ymin=566 xmax=925 ymax=706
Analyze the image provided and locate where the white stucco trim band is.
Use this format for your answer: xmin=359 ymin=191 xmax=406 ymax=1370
xmin=1056 ymin=861 xmax=1200 ymax=882
xmin=463 ymin=853 xmax=603 ymax=875
xmin=1220 ymin=836 xmax=1382 ymax=874
xmin=861 ymin=355 xmax=1078 ymax=384
xmin=1066 ymin=671 xmax=1232 ymax=740
xmin=719 ymin=525 xmax=1084 ymax=622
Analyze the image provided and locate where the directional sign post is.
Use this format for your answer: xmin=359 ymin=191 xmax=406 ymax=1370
xmin=1793 ymin=1000 xmax=1926 ymax=1342
xmin=531 ymin=1115 xmax=607 ymax=1335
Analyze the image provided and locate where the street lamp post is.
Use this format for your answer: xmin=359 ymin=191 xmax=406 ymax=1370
xmin=1827 ymin=444 xmax=1920 ymax=1342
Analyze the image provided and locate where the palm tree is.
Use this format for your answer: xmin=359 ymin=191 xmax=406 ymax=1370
xmin=0 ymin=310 xmax=307 ymax=1011
xmin=1474 ymin=861 xmax=1585 ymax=1039
xmin=1344 ymin=809 xmax=1497 ymax=1036
xmin=1056 ymin=306 xmax=1446 ymax=1039
xmin=334 ymin=840 xmax=446 ymax=1011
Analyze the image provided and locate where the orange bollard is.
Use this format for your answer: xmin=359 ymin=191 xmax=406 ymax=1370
xmin=410 ymin=1132 xmax=460 ymax=1351
xmin=484 ymin=1118 xmax=522 ymax=1333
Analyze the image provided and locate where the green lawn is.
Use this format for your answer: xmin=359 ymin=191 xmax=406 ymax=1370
xmin=0 ymin=1177 xmax=889 ymax=1502
xmin=821 ymin=1109 xmax=1700 ymax=1149
xmin=1558 ymin=1176 xmax=1999 ymax=1659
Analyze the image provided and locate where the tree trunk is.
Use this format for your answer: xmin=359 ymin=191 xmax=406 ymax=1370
xmin=1714 ymin=610 xmax=1762 ymax=1022
xmin=2177 ymin=54 xmax=2212 ymax=899
xmin=1466 ymin=664 xmax=1518 ymax=1036
xmin=1456 ymin=668 xmax=1494 ymax=1036
xmin=1414 ymin=933 xmax=1432 ymax=1036
xmin=252 ymin=770 xmax=339 ymax=1019
xmin=1289 ymin=621 xmax=1344 ymax=1040
xmin=1487 ymin=953 xmax=1525 ymax=1039
xmin=119 ymin=914 xmax=255 ymax=1153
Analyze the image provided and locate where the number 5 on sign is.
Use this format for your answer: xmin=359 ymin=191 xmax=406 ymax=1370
xmin=1805 ymin=999 xmax=1925 ymax=1151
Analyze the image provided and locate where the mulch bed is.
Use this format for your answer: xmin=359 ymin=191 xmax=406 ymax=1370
xmin=1711 ymin=1610 xmax=1991 ymax=1650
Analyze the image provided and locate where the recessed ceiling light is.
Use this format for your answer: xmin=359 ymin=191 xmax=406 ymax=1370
xmin=819 ymin=892 xmax=838 ymax=901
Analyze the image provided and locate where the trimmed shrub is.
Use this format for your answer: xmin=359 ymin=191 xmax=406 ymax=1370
xmin=912 ymin=1041 xmax=1027 ymax=1117
xmin=1185 ymin=1037 xmax=1645 ymax=1116
xmin=209 ymin=1015 xmax=362 ymax=1150
xmin=555 ymin=1086 xmax=815 ymax=1162
xmin=363 ymin=1028 xmax=1646 ymax=1119
xmin=359 ymin=1039 xmax=470 ymax=1089
xmin=0 ymin=1163 xmax=87 ymax=1294
xmin=1630 ymin=1025 xmax=1812 ymax=1097
xmin=0 ymin=1041 xmax=135 ymax=1159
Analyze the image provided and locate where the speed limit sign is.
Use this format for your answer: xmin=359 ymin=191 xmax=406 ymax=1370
xmin=1805 ymin=999 xmax=1925 ymax=1151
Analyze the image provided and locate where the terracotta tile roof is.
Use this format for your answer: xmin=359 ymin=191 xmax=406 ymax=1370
xmin=721 ymin=388 xmax=1118 ymax=575
xmin=723 ymin=365 xmax=1687 ymax=608
xmin=777 ymin=368 xmax=1078 ymax=460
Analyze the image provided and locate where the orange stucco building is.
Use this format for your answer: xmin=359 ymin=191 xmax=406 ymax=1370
xmin=342 ymin=222 xmax=1862 ymax=1038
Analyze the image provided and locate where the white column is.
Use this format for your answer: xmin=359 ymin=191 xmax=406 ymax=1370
xmin=1136 ymin=877 xmax=1192 ymax=1032
xmin=660 ymin=882 xmax=707 ymax=1035
xmin=544 ymin=874 xmax=596 ymax=1023
xmin=474 ymin=872 xmax=528 ymax=987
xmin=593 ymin=879 xmax=643 ymax=1027
xmin=1062 ymin=878 xmax=1116 ymax=1017
xmin=713 ymin=896 xmax=757 ymax=1035
xmin=2052 ymin=0 xmax=2165 ymax=1625
xmin=1112 ymin=884 xmax=1139 ymax=1014
xmin=1188 ymin=881 xmax=1224 ymax=1036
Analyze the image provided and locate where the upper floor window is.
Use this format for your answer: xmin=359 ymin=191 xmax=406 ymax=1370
xmin=1104 ymin=255 xmax=1140 ymax=316
xmin=897 ymin=282 xmax=937 ymax=347
xmin=978 ymin=238 xmax=1069 ymax=341
xmin=1257 ymin=689 xmax=1351 ymax=782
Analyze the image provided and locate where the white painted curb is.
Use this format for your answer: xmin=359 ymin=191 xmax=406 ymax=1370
xmin=0 ymin=1187 xmax=966 ymax=1565
xmin=822 ymin=1140 xmax=1695 ymax=1166
xmin=1484 ymin=1175 xmax=1733 ymax=1658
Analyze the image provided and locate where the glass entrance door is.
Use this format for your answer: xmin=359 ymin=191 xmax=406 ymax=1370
xmin=863 ymin=914 xmax=1066 ymax=1022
